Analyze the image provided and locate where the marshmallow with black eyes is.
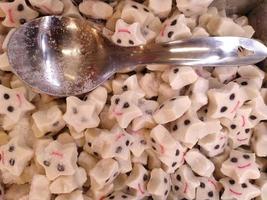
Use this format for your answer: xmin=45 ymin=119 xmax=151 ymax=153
xmin=79 ymin=0 xmax=113 ymax=20
xmin=168 ymin=67 xmax=198 ymax=90
xmin=0 ymin=85 xmax=35 ymax=124
xmin=196 ymin=176 xmax=221 ymax=200
xmin=89 ymin=158 xmax=119 ymax=190
xmin=255 ymin=173 xmax=267 ymax=200
xmin=170 ymin=164 xmax=200 ymax=199
xmin=153 ymin=96 xmax=191 ymax=124
xmin=29 ymin=175 xmax=51 ymax=200
xmin=63 ymin=96 xmax=100 ymax=133
xmin=49 ymin=167 xmax=87 ymax=194
xmin=150 ymin=125 xmax=186 ymax=173
xmin=55 ymin=190 xmax=84 ymax=200
xmin=221 ymin=149 xmax=260 ymax=183
xmin=29 ymin=0 xmax=64 ymax=15
xmin=147 ymin=168 xmax=171 ymax=200
xmin=220 ymin=177 xmax=261 ymax=200
xmin=0 ymin=136 xmax=34 ymax=176
xmin=148 ymin=0 xmax=172 ymax=18
xmin=176 ymin=0 xmax=214 ymax=17
xmin=156 ymin=13 xmax=192 ymax=43
xmin=126 ymin=163 xmax=149 ymax=198
xmin=199 ymin=129 xmax=228 ymax=157
xmin=132 ymin=99 xmax=158 ymax=131
xmin=36 ymin=141 xmax=78 ymax=180
xmin=246 ymin=96 xmax=267 ymax=127
xmin=252 ymin=122 xmax=267 ymax=157
xmin=184 ymin=148 xmax=215 ymax=177
xmin=110 ymin=91 xmax=143 ymax=128
xmin=0 ymin=0 xmax=39 ymax=27
xmin=32 ymin=105 xmax=66 ymax=138
xmin=111 ymin=19 xmax=147 ymax=47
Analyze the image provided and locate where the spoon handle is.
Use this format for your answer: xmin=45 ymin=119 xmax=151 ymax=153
xmin=115 ymin=37 xmax=267 ymax=68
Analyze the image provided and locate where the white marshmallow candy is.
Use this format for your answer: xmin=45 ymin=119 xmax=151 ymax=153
xmin=0 ymin=136 xmax=34 ymax=176
xmin=196 ymin=176 xmax=221 ymax=200
xmin=148 ymin=0 xmax=172 ymax=18
xmin=0 ymin=52 xmax=12 ymax=71
xmin=111 ymin=19 xmax=147 ymax=47
xmin=170 ymin=164 xmax=200 ymax=199
xmin=63 ymin=96 xmax=100 ymax=133
xmin=185 ymin=148 xmax=215 ymax=177
xmin=255 ymin=173 xmax=267 ymax=200
xmin=89 ymin=158 xmax=119 ymax=190
xmin=79 ymin=0 xmax=113 ymax=20
xmin=32 ymin=105 xmax=65 ymax=138
xmin=29 ymin=175 xmax=51 ymax=200
xmin=221 ymin=149 xmax=260 ymax=183
xmin=213 ymin=66 xmax=238 ymax=84
xmin=50 ymin=167 xmax=87 ymax=194
xmin=139 ymin=72 xmax=160 ymax=98
xmin=153 ymin=96 xmax=191 ymax=124
xmin=36 ymin=141 xmax=78 ymax=180
xmin=61 ymin=0 xmax=82 ymax=19
xmin=55 ymin=190 xmax=84 ymax=200
xmin=103 ymin=191 xmax=138 ymax=200
xmin=78 ymin=151 xmax=97 ymax=175
xmin=246 ymin=96 xmax=267 ymax=126
xmin=147 ymin=168 xmax=171 ymax=200
xmin=29 ymin=0 xmax=64 ymax=15
xmin=192 ymin=27 xmax=210 ymax=38
xmin=0 ymin=0 xmax=39 ymax=27
xmin=252 ymin=122 xmax=267 ymax=157
xmin=176 ymin=0 xmax=214 ymax=17
xmin=220 ymin=177 xmax=261 ymax=200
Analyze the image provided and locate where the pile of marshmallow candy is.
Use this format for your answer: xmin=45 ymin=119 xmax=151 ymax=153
xmin=0 ymin=0 xmax=267 ymax=199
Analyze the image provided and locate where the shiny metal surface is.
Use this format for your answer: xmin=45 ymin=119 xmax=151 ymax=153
xmin=7 ymin=16 xmax=267 ymax=96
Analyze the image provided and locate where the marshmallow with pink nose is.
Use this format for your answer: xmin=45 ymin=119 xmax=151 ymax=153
xmin=196 ymin=176 xmax=221 ymax=200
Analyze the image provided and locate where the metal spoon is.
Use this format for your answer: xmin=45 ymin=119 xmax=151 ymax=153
xmin=7 ymin=16 xmax=267 ymax=96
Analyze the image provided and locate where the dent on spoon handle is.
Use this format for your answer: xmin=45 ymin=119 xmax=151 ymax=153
xmin=115 ymin=37 xmax=267 ymax=67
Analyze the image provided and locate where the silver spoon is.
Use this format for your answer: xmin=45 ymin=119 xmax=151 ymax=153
xmin=7 ymin=16 xmax=267 ymax=97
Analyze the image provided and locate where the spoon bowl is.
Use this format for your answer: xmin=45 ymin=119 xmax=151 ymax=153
xmin=7 ymin=16 xmax=267 ymax=96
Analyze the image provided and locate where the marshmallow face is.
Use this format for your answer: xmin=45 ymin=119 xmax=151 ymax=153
xmin=36 ymin=141 xmax=78 ymax=180
xmin=170 ymin=164 xmax=200 ymax=199
xmin=0 ymin=0 xmax=39 ymax=27
xmin=221 ymin=149 xmax=260 ymax=183
xmin=111 ymin=19 xmax=146 ymax=47
xmin=196 ymin=176 xmax=221 ymax=200
xmin=0 ymin=137 xmax=34 ymax=176
xmin=0 ymin=85 xmax=35 ymax=124
xmin=63 ymin=96 xmax=100 ymax=133
xmin=220 ymin=178 xmax=261 ymax=200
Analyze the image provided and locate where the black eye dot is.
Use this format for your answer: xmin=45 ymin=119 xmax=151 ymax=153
xmin=152 ymin=146 xmax=156 ymax=151
xmin=109 ymin=196 xmax=115 ymax=199
xmin=72 ymin=107 xmax=78 ymax=114
xmin=57 ymin=164 xmax=65 ymax=172
xmin=132 ymin=5 xmax=138 ymax=9
xmin=43 ymin=160 xmax=50 ymax=167
xmin=184 ymin=119 xmax=190 ymax=125
xmin=200 ymin=182 xmax=205 ymax=188
xmin=3 ymin=93 xmax=10 ymax=100
xmin=140 ymin=140 xmax=147 ymax=145
xmin=123 ymin=102 xmax=130 ymax=108
xmin=93 ymin=152 xmax=99 ymax=157
xmin=115 ymin=98 xmax=120 ymax=105
xmin=122 ymin=85 xmax=128 ymax=91
xmin=175 ymin=149 xmax=180 ymax=156
xmin=220 ymin=106 xmax=228 ymax=113
xmin=168 ymin=31 xmax=174 ymax=38
xmin=143 ymin=174 xmax=148 ymax=181
xmin=8 ymin=146 xmax=15 ymax=152
xmin=171 ymin=19 xmax=177 ymax=26
xmin=121 ymin=194 xmax=128 ymax=199
xmin=164 ymin=178 xmax=168 ymax=183
xmin=243 ymin=154 xmax=250 ymax=159
xmin=245 ymin=129 xmax=250 ymax=133
xmin=125 ymin=140 xmax=130 ymax=146
xmin=173 ymin=68 xmax=179 ymax=73
xmin=229 ymin=93 xmax=235 ymax=100
xmin=164 ymin=190 xmax=168 ymax=196
xmin=241 ymin=81 xmax=248 ymax=86
xmin=115 ymin=146 xmax=122 ymax=153
xmin=19 ymin=18 xmax=26 ymax=24
xmin=174 ymin=185 xmax=179 ymax=191
xmin=208 ymin=191 xmax=213 ymax=197
xmin=9 ymin=159 xmax=15 ymax=166
xmin=7 ymin=106 xmax=14 ymax=112
xmin=173 ymin=125 xmax=178 ymax=131
xmin=176 ymin=174 xmax=181 ymax=181
xmin=230 ymin=124 xmax=236 ymax=129
xmin=88 ymin=142 xmax=92 ymax=147
xmin=159 ymin=104 xmax=164 ymax=109
xmin=204 ymin=109 xmax=208 ymax=113
xmin=129 ymin=40 xmax=134 ymax=45
xmin=143 ymin=7 xmax=149 ymax=12
xmin=229 ymin=179 xmax=235 ymax=185
xmin=241 ymin=183 xmax=247 ymax=188
xmin=17 ymin=4 xmax=24 ymax=11
xmin=230 ymin=157 xmax=238 ymax=163
xmin=105 ymin=178 xmax=110 ymax=183
xmin=151 ymin=138 xmax=156 ymax=143
xmin=214 ymin=145 xmax=220 ymax=150
xmin=117 ymin=39 xmax=122 ymax=44
xmin=172 ymin=162 xmax=177 ymax=167
xmin=249 ymin=115 xmax=257 ymax=120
